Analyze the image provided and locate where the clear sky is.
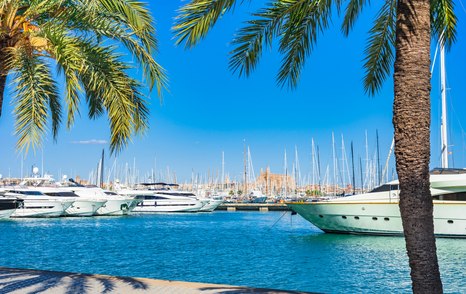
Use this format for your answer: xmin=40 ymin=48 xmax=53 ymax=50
xmin=1 ymin=1 xmax=466 ymax=186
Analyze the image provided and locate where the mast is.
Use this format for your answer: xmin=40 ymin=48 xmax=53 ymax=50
xmin=359 ymin=157 xmax=363 ymax=193
xmin=351 ymin=141 xmax=355 ymax=195
xmin=243 ymin=140 xmax=247 ymax=197
xmin=311 ymin=138 xmax=316 ymax=189
xmin=283 ymin=148 xmax=288 ymax=197
xmin=440 ymin=42 xmax=449 ymax=168
xmin=317 ymin=145 xmax=321 ymax=194
xmin=100 ymin=149 xmax=104 ymax=188
xmin=221 ymin=151 xmax=225 ymax=190
xmin=376 ymin=130 xmax=381 ymax=186
xmin=382 ymin=138 xmax=395 ymax=183
xmin=332 ymin=132 xmax=337 ymax=195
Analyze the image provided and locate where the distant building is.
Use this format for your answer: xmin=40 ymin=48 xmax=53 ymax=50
xmin=256 ymin=167 xmax=295 ymax=195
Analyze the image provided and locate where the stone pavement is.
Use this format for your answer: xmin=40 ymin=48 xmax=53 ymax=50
xmin=0 ymin=267 xmax=311 ymax=294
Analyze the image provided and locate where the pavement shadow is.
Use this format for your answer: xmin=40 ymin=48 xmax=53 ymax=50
xmin=198 ymin=286 xmax=316 ymax=294
xmin=0 ymin=267 xmax=149 ymax=293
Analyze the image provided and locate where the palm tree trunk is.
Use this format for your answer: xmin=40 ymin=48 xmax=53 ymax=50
xmin=394 ymin=1 xmax=442 ymax=293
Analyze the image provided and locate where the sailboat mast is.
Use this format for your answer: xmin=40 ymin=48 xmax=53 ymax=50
xmin=440 ymin=43 xmax=449 ymax=168
xmin=351 ymin=141 xmax=355 ymax=195
xmin=243 ymin=140 xmax=247 ymax=197
xmin=222 ymin=151 xmax=225 ymax=190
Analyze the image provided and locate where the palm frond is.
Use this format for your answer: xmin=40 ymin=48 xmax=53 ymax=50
xmin=173 ymin=0 xmax=238 ymax=48
xmin=341 ymin=0 xmax=369 ymax=36
xmin=41 ymin=24 xmax=82 ymax=129
xmin=76 ymin=41 xmax=148 ymax=153
xmin=277 ymin=0 xmax=335 ymax=89
xmin=362 ymin=0 xmax=396 ymax=96
xmin=6 ymin=47 xmax=61 ymax=152
xmin=431 ymin=0 xmax=456 ymax=49
xmin=51 ymin=1 xmax=168 ymax=94
xmin=228 ymin=4 xmax=285 ymax=77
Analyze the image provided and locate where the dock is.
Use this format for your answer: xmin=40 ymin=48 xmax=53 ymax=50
xmin=0 ymin=267 xmax=310 ymax=293
xmin=217 ymin=203 xmax=290 ymax=212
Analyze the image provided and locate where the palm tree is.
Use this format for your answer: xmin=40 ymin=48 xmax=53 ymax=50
xmin=0 ymin=0 xmax=167 ymax=153
xmin=172 ymin=0 xmax=457 ymax=292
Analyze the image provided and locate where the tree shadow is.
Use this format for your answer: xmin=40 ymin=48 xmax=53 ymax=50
xmin=0 ymin=267 xmax=149 ymax=293
xmin=198 ymin=286 xmax=316 ymax=293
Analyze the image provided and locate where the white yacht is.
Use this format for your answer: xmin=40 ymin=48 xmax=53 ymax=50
xmin=198 ymin=196 xmax=224 ymax=212
xmin=0 ymin=188 xmax=73 ymax=218
xmin=31 ymin=186 xmax=104 ymax=217
xmin=116 ymin=183 xmax=205 ymax=213
xmin=100 ymin=190 xmax=140 ymax=215
xmin=287 ymin=169 xmax=466 ymax=237
xmin=0 ymin=195 xmax=23 ymax=219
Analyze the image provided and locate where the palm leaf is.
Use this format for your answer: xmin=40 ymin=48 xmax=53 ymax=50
xmin=228 ymin=4 xmax=285 ymax=77
xmin=7 ymin=47 xmax=61 ymax=152
xmin=173 ymin=0 xmax=239 ymax=48
xmin=277 ymin=0 xmax=335 ymax=88
xmin=341 ymin=0 xmax=369 ymax=36
xmin=431 ymin=0 xmax=456 ymax=49
xmin=362 ymin=0 xmax=396 ymax=96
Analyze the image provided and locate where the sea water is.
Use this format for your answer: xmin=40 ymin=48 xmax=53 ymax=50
xmin=0 ymin=212 xmax=464 ymax=293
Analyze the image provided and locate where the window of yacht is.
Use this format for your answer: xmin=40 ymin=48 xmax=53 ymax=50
xmin=372 ymin=217 xmax=378 ymax=220
xmin=370 ymin=184 xmax=399 ymax=193
xmin=156 ymin=192 xmax=196 ymax=197
xmin=433 ymin=192 xmax=466 ymax=201
xmin=354 ymin=216 xmax=360 ymax=220
xmin=44 ymin=192 xmax=78 ymax=197
xmin=8 ymin=190 xmax=43 ymax=196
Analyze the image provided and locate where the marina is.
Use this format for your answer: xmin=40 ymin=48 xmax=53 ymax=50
xmin=0 ymin=211 xmax=465 ymax=293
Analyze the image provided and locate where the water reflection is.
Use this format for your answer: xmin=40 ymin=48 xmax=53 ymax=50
xmin=0 ymin=212 xmax=464 ymax=293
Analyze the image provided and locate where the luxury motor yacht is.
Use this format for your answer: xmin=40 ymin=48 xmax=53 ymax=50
xmin=0 ymin=195 xmax=23 ymax=219
xmin=198 ymin=195 xmax=225 ymax=212
xmin=116 ymin=182 xmax=205 ymax=212
xmin=30 ymin=186 xmax=103 ymax=217
xmin=0 ymin=188 xmax=73 ymax=218
xmin=287 ymin=168 xmax=466 ymax=237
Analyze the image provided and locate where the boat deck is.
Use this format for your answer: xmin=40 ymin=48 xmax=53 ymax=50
xmin=0 ymin=267 xmax=310 ymax=293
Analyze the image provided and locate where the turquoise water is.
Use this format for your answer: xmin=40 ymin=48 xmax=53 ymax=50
xmin=0 ymin=211 xmax=464 ymax=293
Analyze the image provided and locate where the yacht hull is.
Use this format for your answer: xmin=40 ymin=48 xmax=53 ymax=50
xmin=0 ymin=199 xmax=21 ymax=218
xmin=64 ymin=200 xmax=106 ymax=217
xmin=0 ymin=209 xmax=16 ymax=219
xmin=132 ymin=200 xmax=204 ymax=213
xmin=199 ymin=199 xmax=224 ymax=212
xmin=12 ymin=200 xmax=73 ymax=218
xmin=287 ymin=201 xmax=466 ymax=237
xmin=95 ymin=198 xmax=134 ymax=216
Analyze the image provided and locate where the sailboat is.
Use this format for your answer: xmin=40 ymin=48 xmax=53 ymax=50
xmin=287 ymin=42 xmax=466 ymax=237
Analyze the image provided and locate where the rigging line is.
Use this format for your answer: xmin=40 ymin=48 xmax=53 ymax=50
xmin=460 ymin=0 xmax=466 ymax=14
xmin=270 ymin=210 xmax=289 ymax=229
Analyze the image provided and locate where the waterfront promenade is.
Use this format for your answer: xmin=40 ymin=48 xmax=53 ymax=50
xmin=0 ymin=267 xmax=310 ymax=293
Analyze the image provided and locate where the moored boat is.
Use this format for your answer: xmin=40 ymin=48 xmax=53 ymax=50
xmin=0 ymin=188 xmax=73 ymax=218
xmin=0 ymin=195 xmax=23 ymax=219
xmin=287 ymin=168 xmax=466 ymax=237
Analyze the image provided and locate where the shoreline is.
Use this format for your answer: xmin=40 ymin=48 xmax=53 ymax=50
xmin=0 ymin=267 xmax=312 ymax=293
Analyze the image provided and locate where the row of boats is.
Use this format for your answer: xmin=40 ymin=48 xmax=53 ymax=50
xmin=0 ymin=178 xmax=224 ymax=219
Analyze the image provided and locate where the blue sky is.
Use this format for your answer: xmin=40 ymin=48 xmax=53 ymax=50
xmin=1 ymin=1 xmax=466 ymax=185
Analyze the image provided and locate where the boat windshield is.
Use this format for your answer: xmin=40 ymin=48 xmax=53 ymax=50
xmin=156 ymin=192 xmax=196 ymax=197
xmin=43 ymin=192 xmax=78 ymax=197
xmin=369 ymin=184 xmax=399 ymax=193
xmin=433 ymin=192 xmax=466 ymax=201
xmin=8 ymin=190 xmax=43 ymax=196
